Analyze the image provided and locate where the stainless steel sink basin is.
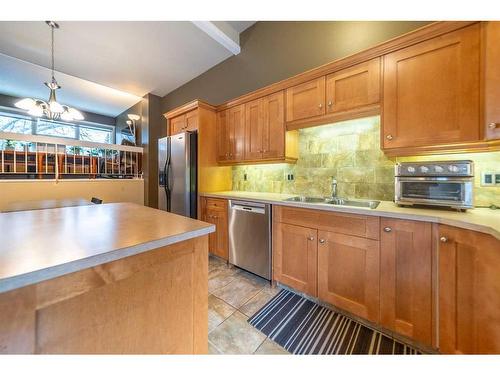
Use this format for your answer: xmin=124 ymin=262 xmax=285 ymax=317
xmin=283 ymin=196 xmax=380 ymax=209
xmin=284 ymin=196 xmax=332 ymax=203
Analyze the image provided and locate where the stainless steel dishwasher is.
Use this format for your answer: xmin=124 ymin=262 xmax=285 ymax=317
xmin=228 ymin=200 xmax=271 ymax=280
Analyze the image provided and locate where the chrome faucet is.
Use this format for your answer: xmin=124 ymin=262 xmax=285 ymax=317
xmin=331 ymin=178 xmax=338 ymax=199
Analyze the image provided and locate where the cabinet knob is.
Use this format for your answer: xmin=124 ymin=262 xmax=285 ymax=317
xmin=307 ymin=236 xmax=314 ymax=241
xmin=328 ymin=101 xmax=333 ymax=107
xmin=318 ymin=103 xmax=323 ymax=109
xmin=383 ymin=227 xmax=392 ymax=232
xmin=386 ymin=134 xmax=394 ymax=140
xmin=319 ymin=239 xmax=326 ymax=244
xmin=440 ymin=236 xmax=448 ymax=243
xmin=488 ymin=122 xmax=499 ymax=129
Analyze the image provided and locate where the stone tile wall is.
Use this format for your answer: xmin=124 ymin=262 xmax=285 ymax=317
xmin=232 ymin=116 xmax=500 ymax=207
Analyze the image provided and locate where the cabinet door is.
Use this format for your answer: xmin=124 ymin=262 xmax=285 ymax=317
xmin=383 ymin=24 xmax=480 ymax=149
xmin=380 ymin=218 xmax=434 ymax=346
xmin=262 ymin=91 xmax=285 ymax=159
xmin=170 ymin=114 xmax=186 ymax=135
xmin=228 ymin=104 xmax=245 ymax=162
xmin=185 ymin=110 xmax=198 ymax=132
xmin=203 ymin=198 xmax=228 ymax=260
xmin=216 ymin=110 xmax=229 ymax=162
xmin=244 ymin=98 xmax=264 ymax=160
xmin=326 ymin=58 xmax=380 ymax=113
xmin=439 ymin=225 xmax=500 ymax=354
xmin=317 ymin=231 xmax=380 ymax=322
xmin=286 ymin=77 xmax=326 ymax=122
xmin=273 ymin=222 xmax=318 ymax=296
xmin=483 ymin=21 xmax=500 ymax=140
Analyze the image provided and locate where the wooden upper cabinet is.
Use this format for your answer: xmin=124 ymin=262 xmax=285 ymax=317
xmin=286 ymin=77 xmax=326 ymax=122
xmin=216 ymin=110 xmax=229 ymax=162
xmin=326 ymin=58 xmax=380 ymax=114
xmin=169 ymin=114 xmax=186 ymax=135
xmin=273 ymin=222 xmax=318 ymax=297
xmin=439 ymin=225 xmax=500 ymax=354
xmin=380 ymin=218 xmax=434 ymax=347
xmin=317 ymin=231 xmax=380 ymax=322
xmin=262 ymin=91 xmax=285 ymax=159
xmin=482 ymin=21 xmax=500 ymax=140
xmin=244 ymin=98 xmax=264 ymax=160
xmin=227 ymin=104 xmax=245 ymax=162
xmin=382 ymin=24 xmax=481 ymax=150
xmin=185 ymin=110 xmax=198 ymax=132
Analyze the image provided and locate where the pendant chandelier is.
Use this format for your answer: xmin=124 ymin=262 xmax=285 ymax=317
xmin=15 ymin=21 xmax=84 ymax=122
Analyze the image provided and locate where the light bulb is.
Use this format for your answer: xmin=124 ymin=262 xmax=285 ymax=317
xmin=15 ymin=98 xmax=36 ymax=110
xmin=28 ymin=105 xmax=43 ymax=117
xmin=49 ymin=100 xmax=64 ymax=114
xmin=68 ymin=108 xmax=84 ymax=120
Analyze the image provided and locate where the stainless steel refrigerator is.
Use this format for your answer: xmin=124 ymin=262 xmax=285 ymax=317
xmin=158 ymin=132 xmax=197 ymax=218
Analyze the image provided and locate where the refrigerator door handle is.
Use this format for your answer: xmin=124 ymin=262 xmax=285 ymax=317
xmin=164 ymin=155 xmax=171 ymax=211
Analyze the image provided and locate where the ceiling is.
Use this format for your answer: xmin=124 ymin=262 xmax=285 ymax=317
xmin=0 ymin=21 xmax=256 ymax=117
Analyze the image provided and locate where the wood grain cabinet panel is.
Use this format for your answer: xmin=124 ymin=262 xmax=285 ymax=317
xmin=317 ymin=231 xmax=380 ymax=322
xmin=326 ymin=58 xmax=380 ymax=114
xmin=438 ymin=225 xmax=500 ymax=354
xmin=185 ymin=110 xmax=198 ymax=132
xmin=245 ymin=98 xmax=264 ymax=160
xmin=201 ymin=198 xmax=228 ymax=260
xmin=227 ymin=104 xmax=245 ymax=162
xmin=482 ymin=21 xmax=500 ymax=140
xmin=262 ymin=91 xmax=286 ymax=159
xmin=286 ymin=77 xmax=326 ymax=122
xmin=379 ymin=218 xmax=434 ymax=347
xmin=273 ymin=222 xmax=318 ymax=296
xmin=169 ymin=114 xmax=186 ymax=135
xmin=382 ymin=24 xmax=481 ymax=150
xmin=216 ymin=110 xmax=230 ymax=162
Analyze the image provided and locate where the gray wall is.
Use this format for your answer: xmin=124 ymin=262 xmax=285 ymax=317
xmin=162 ymin=21 xmax=430 ymax=112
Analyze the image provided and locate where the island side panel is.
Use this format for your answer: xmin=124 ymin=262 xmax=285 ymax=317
xmin=0 ymin=236 xmax=209 ymax=354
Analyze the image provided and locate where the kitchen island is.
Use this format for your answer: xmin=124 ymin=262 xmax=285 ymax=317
xmin=0 ymin=203 xmax=214 ymax=354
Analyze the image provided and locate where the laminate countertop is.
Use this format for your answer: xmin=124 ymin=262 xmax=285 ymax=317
xmin=201 ymin=191 xmax=500 ymax=241
xmin=0 ymin=202 xmax=214 ymax=293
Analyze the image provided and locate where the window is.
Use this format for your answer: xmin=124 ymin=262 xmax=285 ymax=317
xmin=0 ymin=111 xmax=114 ymax=144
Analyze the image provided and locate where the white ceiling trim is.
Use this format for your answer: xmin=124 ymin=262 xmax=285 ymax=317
xmin=192 ymin=21 xmax=241 ymax=55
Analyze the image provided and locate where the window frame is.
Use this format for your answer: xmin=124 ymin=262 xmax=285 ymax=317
xmin=0 ymin=107 xmax=115 ymax=144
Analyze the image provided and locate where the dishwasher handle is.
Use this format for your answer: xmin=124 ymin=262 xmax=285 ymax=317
xmin=231 ymin=204 xmax=266 ymax=215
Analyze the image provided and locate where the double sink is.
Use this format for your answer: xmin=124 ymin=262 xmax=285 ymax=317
xmin=283 ymin=196 xmax=380 ymax=209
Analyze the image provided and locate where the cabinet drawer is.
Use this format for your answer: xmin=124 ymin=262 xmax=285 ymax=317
xmin=205 ymin=198 xmax=228 ymax=212
xmin=274 ymin=206 xmax=379 ymax=240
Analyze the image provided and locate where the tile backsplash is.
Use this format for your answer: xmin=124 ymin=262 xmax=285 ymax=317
xmin=232 ymin=116 xmax=500 ymax=207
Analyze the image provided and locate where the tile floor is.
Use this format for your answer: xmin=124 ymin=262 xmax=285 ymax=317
xmin=207 ymin=256 xmax=289 ymax=355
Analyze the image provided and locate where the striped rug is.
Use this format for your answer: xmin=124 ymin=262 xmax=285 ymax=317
xmin=248 ymin=289 xmax=422 ymax=355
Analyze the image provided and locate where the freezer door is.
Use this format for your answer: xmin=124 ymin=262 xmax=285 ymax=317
xmin=158 ymin=137 xmax=170 ymax=212
xmin=170 ymin=132 xmax=197 ymax=217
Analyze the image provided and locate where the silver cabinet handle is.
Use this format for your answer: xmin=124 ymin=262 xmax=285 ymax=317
xmin=386 ymin=134 xmax=394 ymax=140
xmin=319 ymin=239 xmax=326 ymax=244
xmin=307 ymin=236 xmax=314 ymax=241
xmin=440 ymin=236 xmax=448 ymax=243
xmin=328 ymin=101 xmax=333 ymax=107
xmin=488 ymin=122 xmax=499 ymax=129
xmin=318 ymin=103 xmax=323 ymax=109
xmin=383 ymin=227 xmax=392 ymax=232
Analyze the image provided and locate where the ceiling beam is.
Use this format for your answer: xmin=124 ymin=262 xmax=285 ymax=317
xmin=191 ymin=21 xmax=241 ymax=55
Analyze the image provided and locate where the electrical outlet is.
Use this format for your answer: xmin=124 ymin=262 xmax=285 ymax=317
xmin=481 ymin=171 xmax=500 ymax=186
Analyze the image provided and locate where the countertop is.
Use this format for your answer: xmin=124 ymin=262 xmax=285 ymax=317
xmin=201 ymin=191 xmax=500 ymax=240
xmin=0 ymin=202 xmax=214 ymax=293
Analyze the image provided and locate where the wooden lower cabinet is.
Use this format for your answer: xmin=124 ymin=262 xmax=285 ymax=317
xmin=317 ymin=231 xmax=380 ymax=322
xmin=201 ymin=198 xmax=228 ymax=260
xmin=273 ymin=222 xmax=318 ymax=296
xmin=379 ymin=218 xmax=434 ymax=347
xmin=439 ymin=225 xmax=500 ymax=354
